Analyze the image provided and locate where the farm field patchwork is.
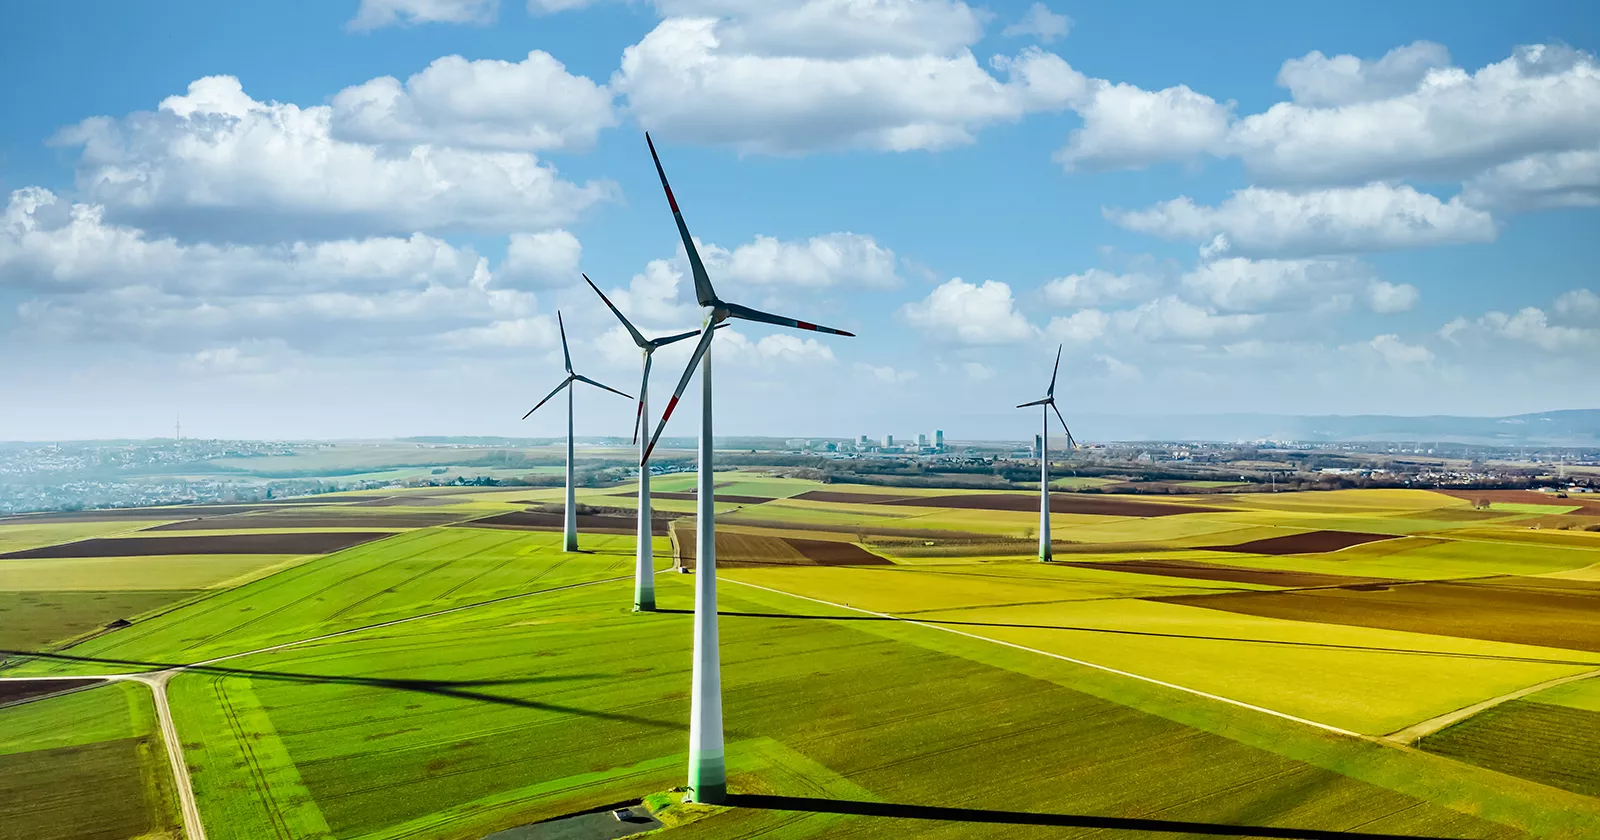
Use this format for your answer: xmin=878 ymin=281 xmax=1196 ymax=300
xmin=3 ymin=480 xmax=1600 ymax=838
xmin=0 ymin=681 xmax=180 ymax=840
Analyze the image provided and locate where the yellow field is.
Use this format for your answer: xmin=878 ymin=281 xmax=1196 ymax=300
xmin=0 ymin=555 xmax=307 ymax=590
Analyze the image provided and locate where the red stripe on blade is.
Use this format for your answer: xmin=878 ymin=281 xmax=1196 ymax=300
xmin=796 ymin=320 xmax=817 ymax=331
xmin=665 ymin=188 xmax=680 ymax=214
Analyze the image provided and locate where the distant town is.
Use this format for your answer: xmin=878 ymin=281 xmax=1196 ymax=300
xmin=1 ymin=432 xmax=1595 ymax=516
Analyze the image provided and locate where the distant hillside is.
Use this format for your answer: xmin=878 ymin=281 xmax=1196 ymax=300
xmin=1074 ymin=409 xmax=1600 ymax=446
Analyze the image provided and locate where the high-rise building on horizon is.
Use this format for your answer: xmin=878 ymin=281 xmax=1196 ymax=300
xmin=917 ymin=433 xmax=928 ymax=448
xmin=883 ymin=434 xmax=894 ymax=448
xmin=935 ymin=430 xmax=944 ymax=451
xmin=1034 ymin=434 xmax=1043 ymax=458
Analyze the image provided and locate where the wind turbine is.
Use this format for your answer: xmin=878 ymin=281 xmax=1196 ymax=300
xmin=640 ymin=133 xmax=855 ymax=804
xmin=521 ymin=311 xmax=632 ymax=553
xmin=582 ymin=273 xmax=703 ymax=611
xmin=1016 ymin=345 xmax=1076 ymax=562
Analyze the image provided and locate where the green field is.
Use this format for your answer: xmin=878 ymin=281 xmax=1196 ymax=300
xmin=0 ymin=682 xmax=181 ymax=839
xmin=2 ymin=474 xmax=1599 ymax=838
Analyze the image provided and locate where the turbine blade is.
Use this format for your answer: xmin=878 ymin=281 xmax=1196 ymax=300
xmin=572 ymin=373 xmax=632 ymax=400
xmin=584 ymin=274 xmax=647 ymax=349
xmin=558 ymin=311 xmax=572 ymax=373
xmin=633 ymin=354 xmax=652 ymax=446
xmin=723 ymin=301 xmax=854 ymax=336
xmin=642 ymin=324 xmax=716 ymax=462
xmin=645 ymin=133 xmax=716 ymax=307
xmin=1016 ymin=397 xmax=1051 ymax=408
xmin=651 ymin=327 xmax=701 ymax=348
xmin=1052 ymin=403 xmax=1074 ymax=447
xmin=521 ymin=376 xmax=572 ymax=420
xmin=1047 ymin=343 xmax=1062 ymax=397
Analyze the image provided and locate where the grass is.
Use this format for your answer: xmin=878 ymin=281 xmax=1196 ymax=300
xmin=1421 ymin=699 xmax=1600 ymax=799
xmin=8 ymin=482 xmax=1600 ymax=837
xmin=726 ymin=565 xmax=1599 ymax=735
xmin=0 ymin=554 xmax=307 ymax=591
xmin=2 ymin=528 xmax=653 ymax=674
xmin=163 ymin=575 xmax=1537 ymax=840
xmin=0 ymin=682 xmax=181 ymax=839
xmin=0 ymin=590 xmax=202 ymax=653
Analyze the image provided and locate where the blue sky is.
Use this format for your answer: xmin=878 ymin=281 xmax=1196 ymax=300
xmin=1 ymin=0 xmax=1597 ymax=442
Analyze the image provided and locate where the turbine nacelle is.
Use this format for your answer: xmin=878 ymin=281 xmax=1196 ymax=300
xmin=1017 ymin=344 xmax=1077 ymax=450
xmin=639 ymin=133 xmax=854 ymax=463
xmin=520 ymin=310 xmax=632 ymax=421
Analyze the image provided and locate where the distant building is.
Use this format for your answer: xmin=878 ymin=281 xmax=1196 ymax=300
xmin=1034 ymin=434 xmax=1043 ymax=458
xmin=883 ymin=434 xmax=894 ymax=448
xmin=858 ymin=434 xmax=870 ymax=449
xmin=917 ymin=433 xmax=928 ymax=448
xmin=935 ymin=430 xmax=944 ymax=451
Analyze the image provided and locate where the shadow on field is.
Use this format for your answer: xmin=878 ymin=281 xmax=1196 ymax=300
xmin=0 ymin=649 xmax=683 ymax=730
xmin=653 ymin=610 xmax=1597 ymax=668
xmin=726 ymin=795 xmax=1453 ymax=839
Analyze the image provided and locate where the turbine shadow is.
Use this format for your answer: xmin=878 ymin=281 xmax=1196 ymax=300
xmin=651 ymin=610 xmax=1596 ymax=667
xmin=1 ymin=649 xmax=683 ymax=730
xmin=725 ymin=794 xmax=1452 ymax=839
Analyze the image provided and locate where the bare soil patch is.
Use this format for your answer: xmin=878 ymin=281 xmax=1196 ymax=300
xmin=1059 ymin=559 xmax=1395 ymax=589
xmin=621 ymin=491 xmax=773 ymax=505
xmin=883 ymin=493 xmax=1224 ymax=517
xmin=791 ymin=490 xmax=917 ymax=504
xmin=0 ymin=678 xmax=104 ymax=706
xmin=1157 ymin=576 xmax=1600 ymax=652
xmin=464 ymin=510 xmax=669 ymax=536
xmin=0 ymin=531 xmax=396 ymax=559
xmin=145 ymin=511 xmax=465 ymax=530
xmin=1202 ymin=530 xmax=1396 ymax=555
xmin=674 ymin=526 xmax=888 ymax=568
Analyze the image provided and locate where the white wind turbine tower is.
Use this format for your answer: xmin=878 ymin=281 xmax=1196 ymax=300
xmin=1016 ymin=345 xmax=1076 ymax=562
xmin=521 ymin=311 xmax=632 ymax=552
xmin=582 ymin=273 xmax=705 ymax=611
xmin=640 ymin=133 xmax=855 ymax=804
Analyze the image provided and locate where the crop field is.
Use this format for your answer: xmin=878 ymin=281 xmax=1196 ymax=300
xmin=0 ymin=681 xmax=180 ymax=839
xmin=3 ymin=478 xmax=1600 ymax=838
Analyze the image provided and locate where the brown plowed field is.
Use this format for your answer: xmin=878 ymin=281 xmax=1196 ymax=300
xmin=791 ymin=490 xmax=917 ymax=504
xmin=0 ymin=505 xmax=272 ymax=524
xmin=636 ymin=491 xmax=773 ymax=505
xmin=1437 ymin=489 xmax=1600 ymax=514
xmin=463 ymin=511 xmax=669 ymax=536
xmin=1157 ymin=576 xmax=1600 ymax=652
xmin=675 ymin=528 xmax=888 ymax=568
xmin=0 ymin=679 xmax=103 ymax=706
xmin=145 ymin=512 xmax=466 ymax=530
xmin=883 ymin=493 xmax=1224 ymax=517
xmin=1059 ymin=559 xmax=1396 ymax=589
xmin=0 ymin=532 xmax=396 ymax=559
xmin=1202 ymin=530 xmax=1396 ymax=555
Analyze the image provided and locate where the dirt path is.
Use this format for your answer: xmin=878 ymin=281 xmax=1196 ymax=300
xmin=1383 ymin=667 xmax=1600 ymax=745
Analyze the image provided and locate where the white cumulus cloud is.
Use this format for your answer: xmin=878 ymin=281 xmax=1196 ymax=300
xmin=54 ymin=75 xmax=613 ymax=241
xmin=1055 ymin=81 xmax=1234 ymax=171
xmin=349 ymin=0 xmax=497 ymax=30
xmin=901 ymin=278 xmax=1036 ymax=344
xmin=331 ymin=52 xmax=616 ymax=152
xmin=1107 ymin=183 xmax=1497 ymax=257
xmin=1276 ymin=41 xmax=1453 ymax=107
xmin=1003 ymin=3 xmax=1071 ymax=43
xmin=702 ymin=232 xmax=900 ymax=288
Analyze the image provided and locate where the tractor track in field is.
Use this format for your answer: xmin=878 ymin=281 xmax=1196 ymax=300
xmin=0 ymin=571 xmax=637 ymax=840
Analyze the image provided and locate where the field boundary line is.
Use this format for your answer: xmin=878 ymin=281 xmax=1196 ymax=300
xmin=1384 ymin=666 xmax=1600 ymax=745
xmin=721 ymin=576 xmax=1363 ymax=739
